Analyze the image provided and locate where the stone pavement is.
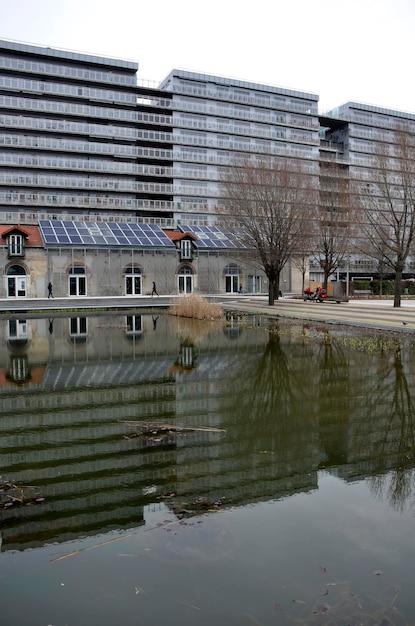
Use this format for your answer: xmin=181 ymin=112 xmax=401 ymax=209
xmin=0 ymin=295 xmax=172 ymax=315
xmin=220 ymin=296 xmax=415 ymax=333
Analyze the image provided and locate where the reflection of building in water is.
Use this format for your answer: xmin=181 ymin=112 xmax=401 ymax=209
xmin=1 ymin=315 xmax=413 ymax=552
xmin=0 ymin=318 xmax=46 ymax=387
xmin=0 ymin=314 xmax=274 ymax=552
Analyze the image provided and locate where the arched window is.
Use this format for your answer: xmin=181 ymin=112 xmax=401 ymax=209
xmin=124 ymin=266 xmax=142 ymax=296
xmin=177 ymin=265 xmax=193 ymax=294
xmin=6 ymin=264 xmax=27 ymax=297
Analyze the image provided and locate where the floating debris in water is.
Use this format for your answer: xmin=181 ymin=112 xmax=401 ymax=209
xmin=167 ymin=495 xmax=225 ymax=519
xmin=0 ymin=478 xmax=45 ymax=510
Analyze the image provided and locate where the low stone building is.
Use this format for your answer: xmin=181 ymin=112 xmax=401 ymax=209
xmin=0 ymin=224 xmax=46 ymax=298
xmin=0 ymin=219 xmax=279 ymax=299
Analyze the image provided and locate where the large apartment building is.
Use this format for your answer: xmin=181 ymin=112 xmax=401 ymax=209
xmin=159 ymin=69 xmax=320 ymax=225
xmin=319 ymin=103 xmax=415 ymax=280
xmin=0 ymin=39 xmax=321 ymax=228
xmin=1 ymin=38 xmax=415 ymax=283
xmin=0 ymin=39 xmax=174 ymax=226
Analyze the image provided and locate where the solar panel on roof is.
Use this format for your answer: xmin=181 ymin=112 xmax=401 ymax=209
xmin=180 ymin=224 xmax=252 ymax=249
xmin=39 ymin=219 xmax=175 ymax=248
xmin=43 ymin=234 xmax=57 ymax=243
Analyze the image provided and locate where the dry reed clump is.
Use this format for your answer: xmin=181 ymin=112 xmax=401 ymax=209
xmin=168 ymin=294 xmax=223 ymax=320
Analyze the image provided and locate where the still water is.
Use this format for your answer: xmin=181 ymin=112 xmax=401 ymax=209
xmin=0 ymin=312 xmax=415 ymax=625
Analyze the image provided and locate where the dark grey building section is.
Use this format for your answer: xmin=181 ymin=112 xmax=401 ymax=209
xmin=0 ymin=39 xmax=174 ymax=225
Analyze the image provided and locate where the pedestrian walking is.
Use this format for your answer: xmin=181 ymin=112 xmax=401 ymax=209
xmin=47 ymin=281 xmax=53 ymax=298
xmin=151 ymin=281 xmax=159 ymax=296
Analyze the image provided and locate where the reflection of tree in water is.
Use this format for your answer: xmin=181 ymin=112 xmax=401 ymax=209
xmin=223 ymin=322 xmax=319 ymax=465
xmin=367 ymin=345 xmax=415 ymax=512
xmin=314 ymin=335 xmax=351 ymax=467
xmin=239 ymin=328 xmax=300 ymax=419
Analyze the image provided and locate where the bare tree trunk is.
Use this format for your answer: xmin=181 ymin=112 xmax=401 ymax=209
xmin=394 ymin=268 xmax=403 ymax=308
xmin=323 ymin=269 xmax=330 ymax=291
xmin=268 ymin=281 xmax=275 ymax=306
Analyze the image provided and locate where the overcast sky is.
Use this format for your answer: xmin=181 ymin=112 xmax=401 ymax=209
xmin=1 ymin=0 xmax=413 ymax=114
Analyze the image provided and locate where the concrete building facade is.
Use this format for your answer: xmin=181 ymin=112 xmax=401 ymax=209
xmin=0 ymin=220 xmax=275 ymax=299
xmin=0 ymin=39 xmax=174 ymax=226
xmin=1 ymin=38 xmax=415 ymax=285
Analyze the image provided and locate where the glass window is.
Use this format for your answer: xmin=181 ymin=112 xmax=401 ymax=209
xmin=69 ymin=267 xmax=86 ymax=296
xmin=181 ymin=240 xmax=192 ymax=259
xmin=125 ymin=266 xmax=142 ymax=295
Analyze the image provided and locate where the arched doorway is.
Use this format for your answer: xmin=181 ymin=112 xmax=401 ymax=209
xmin=224 ymin=264 xmax=240 ymax=293
xmin=68 ymin=266 xmax=86 ymax=296
xmin=177 ymin=265 xmax=194 ymax=294
xmin=124 ymin=266 xmax=142 ymax=296
xmin=6 ymin=264 xmax=27 ymax=297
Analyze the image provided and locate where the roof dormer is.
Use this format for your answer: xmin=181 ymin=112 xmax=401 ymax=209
xmin=164 ymin=230 xmax=198 ymax=260
xmin=1 ymin=226 xmax=30 ymax=258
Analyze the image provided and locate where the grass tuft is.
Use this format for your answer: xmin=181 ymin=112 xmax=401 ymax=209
xmin=168 ymin=294 xmax=223 ymax=320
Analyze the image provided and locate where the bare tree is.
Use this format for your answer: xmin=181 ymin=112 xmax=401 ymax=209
xmin=312 ymin=162 xmax=353 ymax=289
xmin=292 ymin=247 xmax=313 ymax=295
xmin=359 ymin=126 xmax=415 ymax=307
xmin=221 ymin=155 xmax=317 ymax=305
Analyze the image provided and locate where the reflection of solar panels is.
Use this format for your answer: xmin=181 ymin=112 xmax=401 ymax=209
xmin=180 ymin=225 xmax=252 ymax=249
xmin=39 ymin=220 xmax=175 ymax=248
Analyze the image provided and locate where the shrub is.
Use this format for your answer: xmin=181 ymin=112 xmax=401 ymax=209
xmin=353 ymin=280 xmax=371 ymax=291
xmin=370 ymin=281 xmax=394 ymax=295
xmin=405 ymin=281 xmax=415 ymax=295
xmin=168 ymin=294 xmax=223 ymax=320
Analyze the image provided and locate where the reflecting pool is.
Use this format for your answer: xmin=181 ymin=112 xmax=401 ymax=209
xmin=0 ymin=312 xmax=414 ymax=625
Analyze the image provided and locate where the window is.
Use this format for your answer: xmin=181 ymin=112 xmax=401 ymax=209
xmin=6 ymin=264 xmax=26 ymax=297
xmin=177 ymin=265 xmax=193 ymax=294
xmin=225 ymin=264 xmax=240 ymax=293
xmin=68 ymin=266 xmax=86 ymax=296
xmin=8 ymin=234 xmax=24 ymax=257
xmin=181 ymin=240 xmax=192 ymax=260
xmin=69 ymin=317 xmax=88 ymax=343
xmin=126 ymin=315 xmax=143 ymax=336
xmin=8 ymin=319 xmax=27 ymax=340
xmin=125 ymin=266 xmax=142 ymax=295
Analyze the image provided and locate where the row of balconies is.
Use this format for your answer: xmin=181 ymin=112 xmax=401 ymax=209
xmin=0 ymin=210 xmax=177 ymax=227
xmin=0 ymin=194 xmax=223 ymax=214
xmin=0 ymin=93 xmax=171 ymax=124
xmin=0 ymin=91 xmax=319 ymax=133
xmin=174 ymin=101 xmax=320 ymax=128
xmin=0 ymin=153 xmax=150 ymax=174
xmin=0 ymin=76 xmax=138 ymax=106
xmin=171 ymin=84 xmax=317 ymax=116
xmin=0 ymin=155 xmax=232 ymax=180
xmin=0 ymin=116 xmax=319 ymax=148
xmin=0 ymin=174 xmax=175 ymax=193
xmin=0 ymin=191 xmax=176 ymax=210
xmin=0 ymin=114 xmax=170 ymax=141
xmin=0 ymin=56 xmax=138 ymax=88
xmin=3 ymin=174 xmax=327 ymax=197
xmin=0 ymin=132 xmax=319 ymax=162
xmin=0 ymin=111 xmax=319 ymax=140
xmin=175 ymin=119 xmax=318 ymax=142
